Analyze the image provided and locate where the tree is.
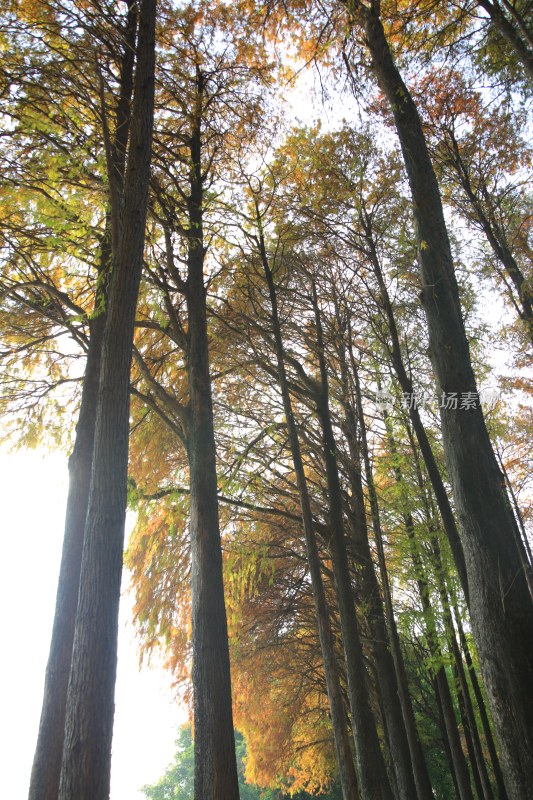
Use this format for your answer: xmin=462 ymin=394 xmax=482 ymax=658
xmin=24 ymin=6 xmax=137 ymax=797
xmin=142 ymin=726 xmax=195 ymax=800
xmin=127 ymin=16 xmax=271 ymax=795
xmin=58 ymin=1 xmax=157 ymax=796
xmin=472 ymin=0 xmax=533 ymax=82
xmin=250 ymin=188 xmax=359 ymax=800
xmin=341 ymin=4 xmax=533 ymax=795
xmin=142 ymin=725 xmax=343 ymax=800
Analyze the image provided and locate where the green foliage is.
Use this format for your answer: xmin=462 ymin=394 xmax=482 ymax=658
xmin=141 ymin=726 xmax=194 ymax=800
xmin=141 ymin=726 xmax=341 ymax=800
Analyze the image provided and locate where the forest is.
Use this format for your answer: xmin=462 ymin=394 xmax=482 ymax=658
xmin=0 ymin=0 xmax=532 ymax=798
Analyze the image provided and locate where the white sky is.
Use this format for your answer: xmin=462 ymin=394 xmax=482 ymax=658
xmin=0 ymin=449 xmax=185 ymax=800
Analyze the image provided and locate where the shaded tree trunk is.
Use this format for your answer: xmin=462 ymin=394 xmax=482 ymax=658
xmin=354 ymin=8 xmax=533 ymax=796
xmin=28 ymin=296 xmax=107 ymax=800
xmin=310 ymin=283 xmax=395 ymax=800
xmin=28 ymin=10 xmax=137 ymax=795
xmin=364 ymin=232 xmax=468 ymax=600
xmin=433 ymin=547 xmax=494 ymax=800
xmin=58 ymin=2 xmax=156 ymax=797
xmin=258 ymin=220 xmax=359 ymax=800
xmin=454 ymin=663 xmax=486 ymax=800
xmin=186 ymin=74 xmax=240 ymax=800
xmin=408 ymin=424 xmax=508 ymax=800
xmin=406 ymin=515 xmax=474 ymax=800
xmin=342 ymin=343 xmax=435 ymax=800
xmin=451 ymin=603 xmax=508 ymax=800
xmin=381 ymin=413 xmax=473 ymax=800
xmin=434 ymin=683 xmax=462 ymax=800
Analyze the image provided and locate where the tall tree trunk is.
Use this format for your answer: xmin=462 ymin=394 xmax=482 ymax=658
xmin=186 ymin=74 xmax=240 ymax=800
xmin=405 ymin=514 xmax=474 ymax=800
xmin=409 ymin=423 xmax=507 ymax=800
xmin=258 ymin=222 xmax=359 ymax=800
xmin=58 ymin=2 xmax=156 ymax=797
xmin=342 ymin=342 xmax=435 ymax=800
xmin=364 ymin=233 xmax=468 ymax=600
xmin=401 ymin=434 xmax=494 ymax=799
xmin=337 ymin=327 xmax=432 ymax=800
xmin=454 ymin=666 xmax=485 ymax=798
xmin=451 ymin=602 xmax=508 ymax=800
xmin=431 ymin=541 xmax=494 ymax=800
xmin=29 ymin=10 xmax=137 ymax=796
xmin=353 ymin=7 xmax=533 ymax=795
xmin=433 ymin=682 xmax=462 ymax=800
xmin=28 ymin=294 xmax=107 ymax=800
xmin=310 ymin=283 xmax=395 ymax=800
xmin=381 ymin=410 xmax=473 ymax=800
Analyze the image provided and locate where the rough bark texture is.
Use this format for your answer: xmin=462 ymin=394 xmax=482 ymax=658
xmin=28 ymin=11 xmax=137 ymax=798
xmin=186 ymin=92 xmax=240 ymax=800
xmin=58 ymin=2 xmax=156 ymax=797
xmin=357 ymin=7 xmax=533 ymax=797
xmin=260 ymin=230 xmax=359 ymax=800
xmin=311 ymin=285 xmax=394 ymax=800
xmin=404 ymin=514 xmax=474 ymax=800
xmin=343 ymin=350 xmax=435 ymax=800
xmin=28 ymin=304 xmax=106 ymax=800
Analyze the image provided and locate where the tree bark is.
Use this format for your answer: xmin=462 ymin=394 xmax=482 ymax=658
xmin=343 ymin=344 xmax=435 ymax=800
xmin=354 ymin=8 xmax=533 ymax=796
xmin=28 ymin=299 xmax=106 ymax=800
xmin=58 ymin=2 xmax=156 ymax=797
xmin=186 ymin=75 xmax=240 ymax=800
xmin=28 ymin=10 xmax=138 ymax=797
xmin=311 ymin=283 xmax=395 ymax=800
xmin=259 ymin=223 xmax=359 ymax=800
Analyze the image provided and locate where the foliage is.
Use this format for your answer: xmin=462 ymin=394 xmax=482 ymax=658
xmin=141 ymin=726 xmax=342 ymax=800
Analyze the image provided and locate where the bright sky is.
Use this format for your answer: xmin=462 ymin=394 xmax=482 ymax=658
xmin=0 ymin=449 xmax=185 ymax=800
